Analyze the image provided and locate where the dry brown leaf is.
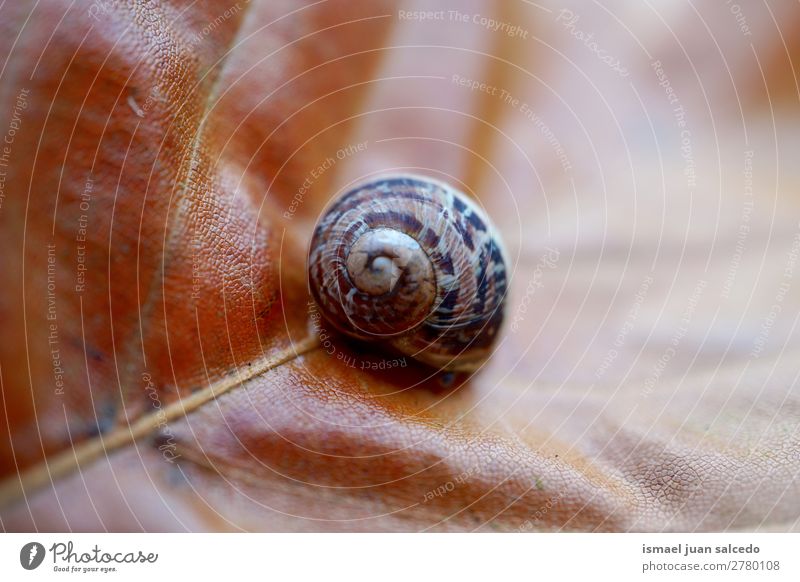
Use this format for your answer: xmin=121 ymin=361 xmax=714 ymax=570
xmin=1 ymin=0 xmax=800 ymax=532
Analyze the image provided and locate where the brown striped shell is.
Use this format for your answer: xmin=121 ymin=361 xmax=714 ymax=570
xmin=308 ymin=174 xmax=507 ymax=372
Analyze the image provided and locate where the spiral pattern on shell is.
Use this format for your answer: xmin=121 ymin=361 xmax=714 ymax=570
xmin=308 ymin=174 xmax=508 ymax=372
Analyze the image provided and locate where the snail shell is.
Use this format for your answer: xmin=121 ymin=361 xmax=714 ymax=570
xmin=308 ymin=174 xmax=508 ymax=372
